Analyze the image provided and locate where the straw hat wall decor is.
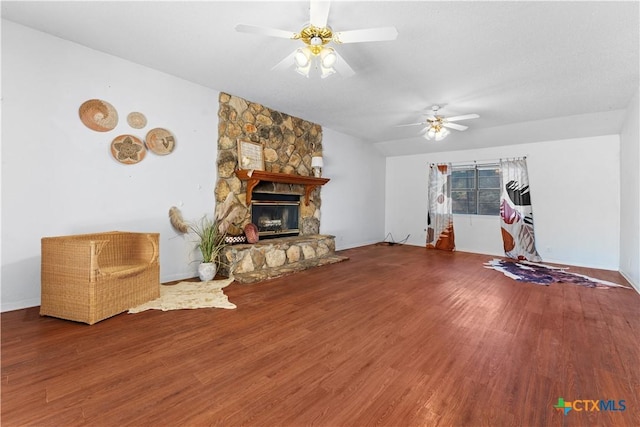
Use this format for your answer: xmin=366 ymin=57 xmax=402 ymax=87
xmin=79 ymin=99 xmax=119 ymax=132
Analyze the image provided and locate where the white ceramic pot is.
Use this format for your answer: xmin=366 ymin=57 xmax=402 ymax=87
xmin=198 ymin=262 xmax=216 ymax=281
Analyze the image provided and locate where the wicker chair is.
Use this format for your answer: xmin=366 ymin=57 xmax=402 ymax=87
xmin=41 ymin=231 xmax=160 ymax=324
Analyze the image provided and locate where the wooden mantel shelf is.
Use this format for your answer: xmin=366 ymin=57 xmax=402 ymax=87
xmin=235 ymin=169 xmax=330 ymax=206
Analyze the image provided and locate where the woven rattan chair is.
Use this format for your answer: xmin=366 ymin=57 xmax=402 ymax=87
xmin=41 ymin=231 xmax=160 ymax=324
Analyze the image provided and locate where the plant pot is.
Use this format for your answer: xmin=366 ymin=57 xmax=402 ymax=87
xmin=198 ymin=262 xmax=216 ymax=281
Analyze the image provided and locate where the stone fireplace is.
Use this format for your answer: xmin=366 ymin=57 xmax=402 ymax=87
xmin=215 ymin=93 xmax=348 ymax=282
xmin=215 ymin=92 xmax=324 ymax=234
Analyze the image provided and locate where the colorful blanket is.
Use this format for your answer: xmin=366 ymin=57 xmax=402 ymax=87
xmin=484 ymin=258 xmax=632 ymax=289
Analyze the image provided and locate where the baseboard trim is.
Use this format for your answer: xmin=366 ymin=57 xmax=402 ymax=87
xmin=619 ymin=270 xmax=640 ymax=294
xmin=1 ymin=297 xmax=41 ymax=313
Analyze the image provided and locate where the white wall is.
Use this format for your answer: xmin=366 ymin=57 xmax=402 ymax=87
xmin=320 ymin=128 xmax=386 ymax=250
xmin=385 ymin=135 xmax=621 ymax=270
xmin=619 ymin=89 xmax=640 ymax=291
xmin=1 ymin=21 xmax=220 ymax=311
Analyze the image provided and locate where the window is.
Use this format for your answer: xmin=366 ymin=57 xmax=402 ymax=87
xmin=451 ymin=165 xmax=501 ymax=215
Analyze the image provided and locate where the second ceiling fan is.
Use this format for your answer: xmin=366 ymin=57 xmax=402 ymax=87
xmin=235 ymin=0 xmax=398 ymax=78
xmin=397 ymin=106 xmax=480 ymax=141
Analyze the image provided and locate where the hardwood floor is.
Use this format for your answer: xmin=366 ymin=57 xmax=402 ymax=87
xmin=2 ymin=244 xmax=639 ymax=426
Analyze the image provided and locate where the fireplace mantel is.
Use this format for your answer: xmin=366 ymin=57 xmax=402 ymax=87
xmin=235 ymin=169 xmax=330 ymax=206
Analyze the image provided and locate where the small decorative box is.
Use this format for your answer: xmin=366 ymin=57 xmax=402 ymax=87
xmin=225 ymin=235 xmax=247 ymax=245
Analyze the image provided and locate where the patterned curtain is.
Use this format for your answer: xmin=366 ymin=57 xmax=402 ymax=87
xmin=499 ymin=158 xmax=541 ymax=261
xmin=426 ymin=163 xmax=455 ymax=251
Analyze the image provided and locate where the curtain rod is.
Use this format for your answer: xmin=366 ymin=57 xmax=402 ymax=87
xmin=452 ymin=160 xmax=498 ymax=167
xmin=430 ymin=156 xmax=527 ymax=168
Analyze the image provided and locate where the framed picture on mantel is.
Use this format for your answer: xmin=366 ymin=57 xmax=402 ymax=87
xmin=237 ymin=140 xmax=265 ymax=171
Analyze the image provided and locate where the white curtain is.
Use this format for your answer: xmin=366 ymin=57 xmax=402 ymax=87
xmin=499 ymin=158 xmax=541 ymax=261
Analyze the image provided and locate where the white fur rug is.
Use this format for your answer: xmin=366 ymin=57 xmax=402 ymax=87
xmin=128 ymin=277 xmax=236 ymax=313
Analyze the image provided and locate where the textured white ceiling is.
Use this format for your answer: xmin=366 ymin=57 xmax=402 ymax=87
xmin=2 ymin=1 xmax=638 ymax=155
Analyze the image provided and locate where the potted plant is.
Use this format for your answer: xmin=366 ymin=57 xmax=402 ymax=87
xmin=189 ymin=215 xmax=227 ymax=281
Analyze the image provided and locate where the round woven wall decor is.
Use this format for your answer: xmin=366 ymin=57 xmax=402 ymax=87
xmin=110 ymin=134 xmax=146 ymax=165
xmin=145 ymin=127 xmax=176 ymax=155
xmin=127 ymin=112 xmax=147 ymax=129
xmin=79 ymin=99 xmax=118 ymax=132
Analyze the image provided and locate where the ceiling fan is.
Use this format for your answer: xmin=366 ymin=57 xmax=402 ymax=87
xmin=235 ymin=0 xmax=398 ymax=78
xmin=397 ymin=106 xmax=480 ymax=141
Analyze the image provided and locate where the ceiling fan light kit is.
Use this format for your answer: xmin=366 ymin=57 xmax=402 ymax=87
xmin=320 ymin=47 xmax=337 ymax=67
xmin=292 ymin=25 xmax=337 ymax=78
xmin=293 ymin=43 xmax=338 ymax=78
xmin=425 ymin=124 xmax=450 ymax=141
xmin=235 ymin=0 xmax=398 ymax=79
xmin=294 ymin=48 xmax=311 ymax=76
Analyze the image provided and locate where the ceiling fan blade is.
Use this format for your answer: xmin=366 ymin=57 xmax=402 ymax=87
xmin=334 ymin=27 xmax=398 ymax=44
xmin=395 ymin=122 xmax=425 ymax=127
xmin=310 ymin=0 xmax=331 ymax=28
xmin=443 ymin=122 xmax=468 ymax=131
xmin=446 ymin=113 xmax=480 ymax=122
xmin=271 ymin=50 xmax=297 ymax=71
xmin=333 ymin=50 xmax=355 ymax=77
xmin=235 ymin=24 xmax=296 ymax=40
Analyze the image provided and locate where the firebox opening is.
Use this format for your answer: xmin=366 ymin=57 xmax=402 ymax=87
xmin=251 ymin=193 xmax=300 ymax=239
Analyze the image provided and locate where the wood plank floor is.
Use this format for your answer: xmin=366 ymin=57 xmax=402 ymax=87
xmin=2 ymin=244 xmax=639 ymax=426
